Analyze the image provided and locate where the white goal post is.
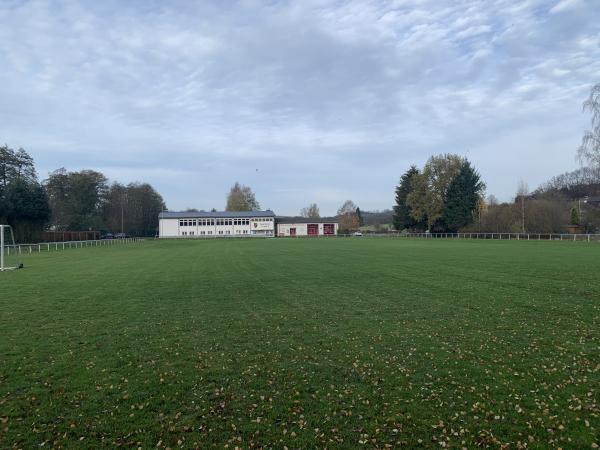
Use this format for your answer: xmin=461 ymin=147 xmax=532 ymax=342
xmin=0 ymin=225 xmax=20 ymax=271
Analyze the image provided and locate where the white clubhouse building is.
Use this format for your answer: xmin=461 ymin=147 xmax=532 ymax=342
xmin=158 ymin=210 xmax=339 ymax=238
xmin=159 ymin=210 xmax=276 ymax=237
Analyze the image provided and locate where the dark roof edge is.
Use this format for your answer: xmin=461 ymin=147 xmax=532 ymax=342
xmin=159 ymin=210 xmax=275 ymax=219
xmin=275 ymin=216 xmax=339 ymax=224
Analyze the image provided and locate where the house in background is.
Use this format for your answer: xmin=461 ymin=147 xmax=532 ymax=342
xmin=275 ymin=217 xmax=338 ymax=237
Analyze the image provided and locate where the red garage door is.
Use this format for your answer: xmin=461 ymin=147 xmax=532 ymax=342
xmin=307 ymin=224 xmax=319 ymax=236
xmin=323 ymin=224 xmax=335 ymax=235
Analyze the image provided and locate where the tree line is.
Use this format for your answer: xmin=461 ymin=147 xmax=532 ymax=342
xmin=3 ymin=84 xmax=598 ymax=238
xmin=0 ymin=147 xmax=166 ymax=242
xmin=390 ymin=83 xmax=600 ymax=234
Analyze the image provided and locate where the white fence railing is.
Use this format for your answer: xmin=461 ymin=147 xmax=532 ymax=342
xmin=338 ymin=232 xmax=600 ymax=241
xmin=4 ymin=237 xmax=144 ymax=256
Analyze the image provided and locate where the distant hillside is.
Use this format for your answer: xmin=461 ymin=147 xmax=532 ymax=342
xmin=535 ymin=166 xmax=600 ymax=199
xmin=361 ymin=209 xmax=393 ymax=226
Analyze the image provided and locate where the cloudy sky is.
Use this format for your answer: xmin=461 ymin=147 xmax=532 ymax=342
xmin=1 ymin=0 xmax=599 ymax=215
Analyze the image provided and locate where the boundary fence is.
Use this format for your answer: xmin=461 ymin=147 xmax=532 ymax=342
xmin=338 ymin=232 xmax=600 ymax=242
xmin=4 ymin=237 xmax=144 ymax=256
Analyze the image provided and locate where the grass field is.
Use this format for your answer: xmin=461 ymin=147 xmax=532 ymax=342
xmin=1 ymin=238 xmax=599 ymax=449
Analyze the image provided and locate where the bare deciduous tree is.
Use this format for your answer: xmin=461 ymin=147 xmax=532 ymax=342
xmin=516 ymin=180 xmax=529 ymax=233
xmin=300 ymin=203 xmax=320 ymax=218
xmin=337 ymin=200 xmax=360 ymax=232
xmin=578 ymin=83 xmax=600 ymax=167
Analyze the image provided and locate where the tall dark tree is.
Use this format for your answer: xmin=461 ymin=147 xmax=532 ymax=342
xmin=103 ymin=182 xmax=166 ymax=236
xmin=44 ymin=168 xmax=70 ymax=229
xmin=393 ymin=166 xmax=424 ymax=231
xmin=442 ymin=161 xmax=485 ymax=232
xmin=355 ymin=207 xmax=364 ymax=227
xmin=0 ymin=146 xmax=50 ymax=241
xmin=4 ymin=179 xmax=50 ymax=242
xmin=45 ymin=169 xmax=108 ymax=230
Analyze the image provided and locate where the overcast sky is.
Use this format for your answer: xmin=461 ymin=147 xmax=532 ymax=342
xmin=1 ymin=0 xmax=599 ymax=215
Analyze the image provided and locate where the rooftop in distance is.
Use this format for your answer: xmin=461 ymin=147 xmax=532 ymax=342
xmin=159 ymin=210 xmax=276 ymax=219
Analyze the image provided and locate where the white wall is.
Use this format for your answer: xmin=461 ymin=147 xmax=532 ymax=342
xmin=276 ymin=222 xmax=338 ymax=237
xmin=159 ymin=217 xmax=274 ymax=238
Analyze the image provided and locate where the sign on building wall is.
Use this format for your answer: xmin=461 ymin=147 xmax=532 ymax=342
xmin=252 ymin=221 xmax=273 ymax=230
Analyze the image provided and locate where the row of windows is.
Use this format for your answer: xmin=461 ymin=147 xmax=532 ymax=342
xmin=180 ymin=219 xmax=214 ymax=227
xmin=180 ymin=230 xmax=252 ymax=236
xmin=178 ymin=218 xmax=273 ymax=227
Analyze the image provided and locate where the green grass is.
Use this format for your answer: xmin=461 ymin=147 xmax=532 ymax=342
xmin=1 ymin=238 xmax=599 ymax=449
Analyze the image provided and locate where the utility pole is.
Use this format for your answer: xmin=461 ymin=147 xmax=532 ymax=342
xmin=517 ymin=180 xmax=528 ymax=234
xmin=521 ymin=195 xmax=525 ymax=234
xmin=121 ymin=190 xmax=126 ymax=234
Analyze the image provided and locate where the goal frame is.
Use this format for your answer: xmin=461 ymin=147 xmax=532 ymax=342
xmin=0 ymin=225 xmax=19 ymax=271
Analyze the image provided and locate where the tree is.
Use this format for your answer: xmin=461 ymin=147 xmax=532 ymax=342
xmin=44 ymin=168 xmax=70 ymax=229
xmin=337 ymin=200 xmax=360 ymax=232
xmin=407 ymin=154 xmax=465 ymax=231
xmin=102 ymin=182 xmax=166 ymax=236
xmin=4 ymin=178 xmax=50 ymax=242
xmin=487 ymin=194 xmax=499 ymax=206
xmin=578 ymin=83 xmax=600 ymax=167
xmin=0 ymin=145 xmax=37 ymax=190
xmin=570 ymin=206 xmax=580 ymax=226
xmin=392 ymin=166 xmax=424 ymax=231
xmin=516 ymin=180 xmax=529 ymax=233
xmin=0 ymin=146 xmax=50 ymax=241
xmin=356 ymin=207 xmax=364 ymax=226
xmin=442 ymin=161 xmax=486 ymax=232
xmin=300 ymin=203 xmax=320 ymax=218
xmin=45 ymin=169 xmax=108 ymax=230
xmin=225 ymin=182 xmax=260 ymax=211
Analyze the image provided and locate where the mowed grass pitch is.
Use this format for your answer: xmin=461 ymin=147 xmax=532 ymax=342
xmin=1 ymin=238 xmax=599 ymax=449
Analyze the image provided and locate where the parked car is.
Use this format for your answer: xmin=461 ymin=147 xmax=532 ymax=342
xmin=353 ymin=231 xmax=363 ymax=236
xmin=114 ymin=233 xmax=128 ymax=239
xmin=101 ymin=233 xmax=114 ymax=240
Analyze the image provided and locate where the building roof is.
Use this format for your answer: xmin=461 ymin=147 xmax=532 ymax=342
xmin=159 ymin=210 xmax=276 ymax=219
xmin=275 ymin=216 xmax=338 ymax=224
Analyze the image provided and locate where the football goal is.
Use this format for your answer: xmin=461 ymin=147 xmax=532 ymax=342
xmin=0 ymin=225 xmax=21 ymax=271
